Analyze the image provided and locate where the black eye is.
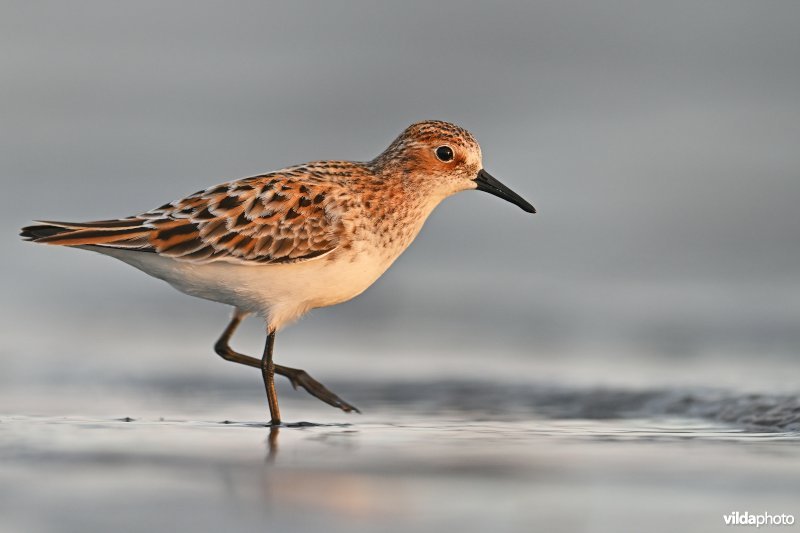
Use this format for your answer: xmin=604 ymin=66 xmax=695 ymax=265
xmin=435 ymin=145 xmax=454 ymax=162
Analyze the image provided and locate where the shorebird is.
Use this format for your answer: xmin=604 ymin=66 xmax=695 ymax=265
xmin=21 ymin=120 xmax=535 ymax=425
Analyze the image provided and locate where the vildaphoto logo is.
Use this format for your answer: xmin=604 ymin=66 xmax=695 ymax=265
xmin=723 ymin=512 xmax=795 ymax=527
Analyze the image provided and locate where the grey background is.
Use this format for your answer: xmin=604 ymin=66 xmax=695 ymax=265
xmin=2 ymin=1 xmax=799 ymax=386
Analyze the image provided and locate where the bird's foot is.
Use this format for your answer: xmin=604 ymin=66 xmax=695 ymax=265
xmin=281 ymin=367 xmax=360 ymax=413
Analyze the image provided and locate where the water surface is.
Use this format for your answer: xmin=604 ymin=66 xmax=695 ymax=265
xmin=1 ymin=377 xmax=798 ymax=533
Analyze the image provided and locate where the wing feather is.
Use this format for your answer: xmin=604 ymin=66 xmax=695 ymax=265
xmin=25 ymin=167 xmax=355 ymax=265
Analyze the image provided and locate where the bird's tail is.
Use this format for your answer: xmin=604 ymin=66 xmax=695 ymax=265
xmin=20 ymin=219 xmax=153 ymax=250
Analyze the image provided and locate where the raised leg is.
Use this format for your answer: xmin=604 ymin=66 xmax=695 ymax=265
xmin=214 ymin=310 xmax=360 ymax=414
xmin=262 ymin=330 xmax=281 ymax=425
xmin=273 ymin=365 xmax=360 ymax=414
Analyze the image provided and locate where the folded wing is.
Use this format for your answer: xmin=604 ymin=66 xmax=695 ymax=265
xmin=21 ymin=170 xmax=350 ymax=265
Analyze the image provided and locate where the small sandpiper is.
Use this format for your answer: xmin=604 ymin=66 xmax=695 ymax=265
xmin=21 ymin=120 xmax=535 ymax=425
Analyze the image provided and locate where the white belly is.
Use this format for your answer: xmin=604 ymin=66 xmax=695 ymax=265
xmin=90 ymin=246 xmax=393 ymax=330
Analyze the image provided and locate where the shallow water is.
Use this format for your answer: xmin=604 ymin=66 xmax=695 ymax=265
xmin=1 ymin=377 xmax=798 ymax=533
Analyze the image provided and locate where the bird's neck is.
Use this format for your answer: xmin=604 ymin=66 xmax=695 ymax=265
xmin=355 ymin=170 xmax=447 ymax=256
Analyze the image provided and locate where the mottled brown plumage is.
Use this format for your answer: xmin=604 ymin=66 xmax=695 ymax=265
xmin=22 ymin=121 xmax=494 ymax=267
xmin=21 ymin=120 xmax=535 ymax=424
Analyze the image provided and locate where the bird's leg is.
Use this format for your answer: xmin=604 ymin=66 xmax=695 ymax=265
xmin=213 ymin=310 xmax=257 ymax=367
xmin=275 ymin=366 xmax=360 ymax=414
xmin=262 ymin=330 xmax=281 ymax=425
xmin=214 ymin=310 xmax=360 ymax=413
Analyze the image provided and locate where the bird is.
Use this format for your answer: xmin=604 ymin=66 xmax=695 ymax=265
xmin=21 ymin=120 xmax=535 ymax=425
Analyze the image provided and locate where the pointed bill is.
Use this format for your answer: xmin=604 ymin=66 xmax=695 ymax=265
xmin=474 ymin=169 xmax=536 ymax=213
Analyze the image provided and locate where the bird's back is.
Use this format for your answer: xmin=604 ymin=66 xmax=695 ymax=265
xmin=20 ymin=161 xmax=416 ymax=327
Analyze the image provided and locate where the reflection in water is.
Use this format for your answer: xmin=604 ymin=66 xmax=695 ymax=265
xmin=249 ymin=416 xmax=800 ymax=532
xmin=258 ymin=425 xmax=407 ymax=522
xmin=0 ymin=380 xmax=798 ymax=533
xmin=259 ymin=424 xmax=397 ymax=521
xmin=266 ymin=426 xmax=280 ymax=464
xmin=0 ymin=413 xmax=798 ymax=533
xmin=265 ymin=423 xmax=358 ymax=464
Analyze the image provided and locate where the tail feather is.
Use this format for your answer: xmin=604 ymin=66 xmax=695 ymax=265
xmin=20 ymin=219 xmax=153 ymax=250
xmin=20 ymin=224 xmax=70 ymax=241
xmin=36 ymin=218 xmax=146 ymax=229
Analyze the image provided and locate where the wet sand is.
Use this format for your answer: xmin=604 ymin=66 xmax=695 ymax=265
xmin=1 ymin=378 xmax=798 ymax=533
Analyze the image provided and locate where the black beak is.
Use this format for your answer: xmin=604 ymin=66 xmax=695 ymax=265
xmin=474 ymin=169 xmax=536 ymax=213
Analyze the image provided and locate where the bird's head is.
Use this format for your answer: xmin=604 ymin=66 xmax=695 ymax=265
xmin=371 ymin=120 xmax=535 ymax=213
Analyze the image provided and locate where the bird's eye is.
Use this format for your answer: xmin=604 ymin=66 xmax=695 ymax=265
xmin=435 ymin=145 xmax=454 ymax=162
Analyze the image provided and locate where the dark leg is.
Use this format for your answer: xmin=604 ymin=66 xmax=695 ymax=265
xmin=214 ymin=310 xmax=360 ymax=414
xmin=262 ymin=330 xmax=281 ymax=425
xmin=273 ymin=366 xmax=360 ymax=414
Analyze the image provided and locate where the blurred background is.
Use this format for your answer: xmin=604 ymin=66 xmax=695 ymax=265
xmin=2 ymin=1 xmax=798 ymax=390
xmin=1 ymin=2 xmax=799 ymax=532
